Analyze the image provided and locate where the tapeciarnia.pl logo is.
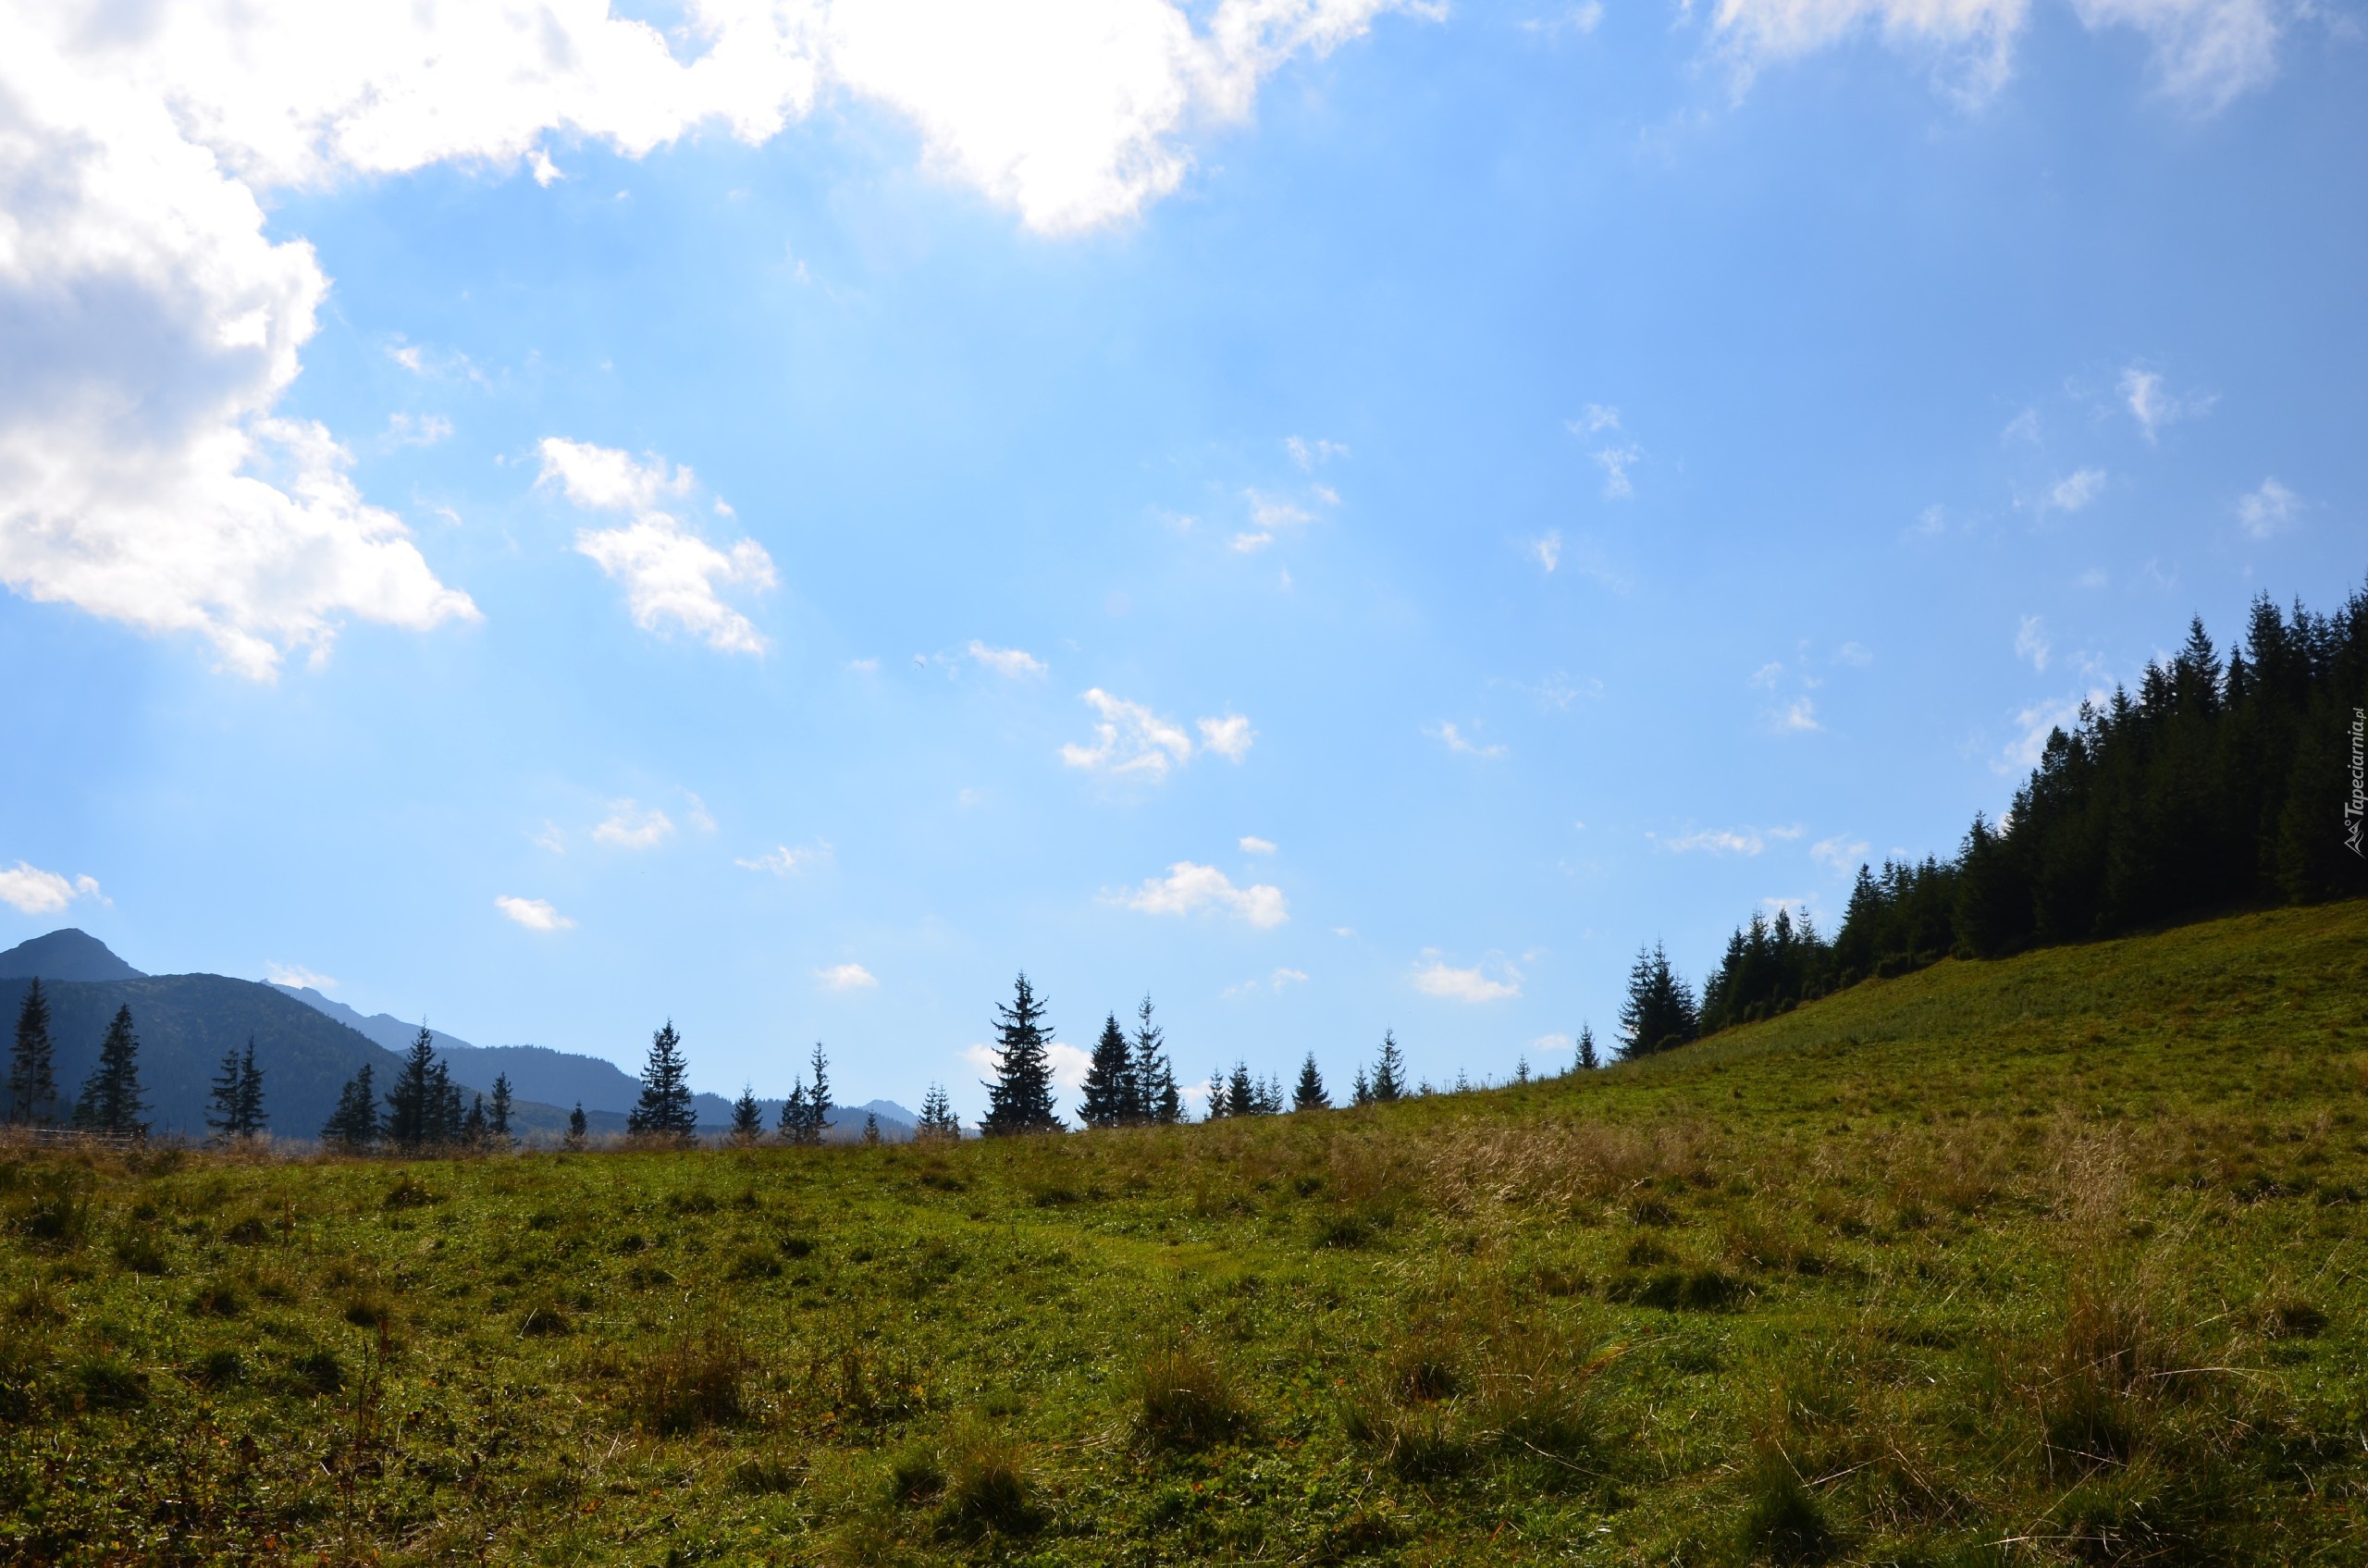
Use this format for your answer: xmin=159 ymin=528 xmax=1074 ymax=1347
xmin=2347 ymin=706 xmax=2365 ymax=858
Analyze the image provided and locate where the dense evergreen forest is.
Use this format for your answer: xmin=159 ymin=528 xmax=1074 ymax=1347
xmin=1654 ymin=585 xmax=2368 ymax=1050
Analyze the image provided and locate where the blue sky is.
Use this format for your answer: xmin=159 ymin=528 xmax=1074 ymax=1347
xmin=2 ymin=0 xmax=2361 ymax=1117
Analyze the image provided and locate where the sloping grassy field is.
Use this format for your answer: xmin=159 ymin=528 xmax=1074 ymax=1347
xmin=3 ymin=901 xmax=2365 ymax=1566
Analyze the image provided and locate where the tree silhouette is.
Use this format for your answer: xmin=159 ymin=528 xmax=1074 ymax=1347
xmin=626 ymin=1020 xmax=697 ymax=1143
xmin=980 ymin=973 xmax=1060 ymax=1136
xmin=72 ymin=1005 xmax=147 ymax=1136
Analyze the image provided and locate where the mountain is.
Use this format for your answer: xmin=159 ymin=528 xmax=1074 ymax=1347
xmin=267 ymin=983 xmax=917 ymax=1141
xmin=0 ymin=928 xmax=144 ymax=982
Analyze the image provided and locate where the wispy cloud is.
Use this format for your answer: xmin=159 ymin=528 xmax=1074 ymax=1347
xmin=2041 ymin=468 xmax=2108 ymax=515
xmin=816 ymin=962 xmax=877 ymax=992
xmin=2236 ymin=477 xmax=2300 ymax=538
xmin=737 ymin=842 xmax=831 ymax=876
xmin=2016 ymin=615 xmax=2051 ymax=673
xmin=1286 ymin=436 xmax=1349 ymax=469
xmin=265 ymin=962 xmax=338 ymax=991
xmin=1197 ymin=714 xmax=1256 ymax=761
xmin=968 ymin=640 xmax=1048 ymax=677
xmin=1811 ymin=835 xmax=1870 ymax=871
xmin=496 ymin=895 xmax=574 ymax=932
xmin=1062 ymin=689 xmax=1196 ymax=780
xmin=385 ymin=413 xmax=451 ymax=449
xmin=542 ymin=438 xmax=775 ymax=654
xmin=1112 ymin=862 xmax=1289 ymax=929
xmin=1528 ymin=529 xmax=1562 ymax=573
xmin=1659 ymin=824 xmax=1804 ymax=856
xmin=1412 ymin=956 xmax=1521 ymax=1004
xmin=1776 ymin=698 xmax=1820 ymax=732
xmin=594 ymin=800 xmax=674 ymax=850
xmin=1239 ymin=835 xmax=1277 ymax=855
xmin=1428 ymin=722 xmax=1508 ymax=759
xmin=0 ymin=863 xmax=105 ymax=915
xmin=2118 ymin=365 xmax=2212 ymax=443
xmin=1224 ymin=967 xmax=1310 ymax=999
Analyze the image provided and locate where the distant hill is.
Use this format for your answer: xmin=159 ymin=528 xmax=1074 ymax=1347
xmin=0 ymin=928 xmax=144 ymax=982
xmin=268 ymin=984 xmax=917 ymax=1142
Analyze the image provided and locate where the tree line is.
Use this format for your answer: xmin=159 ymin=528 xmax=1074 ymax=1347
xmin=1611 ymin=584 xmax=2368 ymax=1058
xmin=6 ymin=980 xmax=271 ymax=1142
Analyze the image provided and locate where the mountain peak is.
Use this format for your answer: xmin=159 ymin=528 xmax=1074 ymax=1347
xmin=0 ymin=928 xmax=143 ymax=982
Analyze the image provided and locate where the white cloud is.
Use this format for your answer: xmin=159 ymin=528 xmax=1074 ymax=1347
xmin=1233 ymin=488 xmax=1321 ymax=550
xmin=685 ymin=794 xmax=718 ymax=833
xmin=2016 ymin=614 xmax=2051 ymax=672
xmin=1777 ymin=698 xmax=1821 ymax=732
xmin=1529 ymin=530 xmax=1562 ymax=573
xmin=1568 ymin=404 xmax=1622 ymax=434
xmin=2042 ymin=468 xmax=2108 ymax=514
xmin=1 ymin=5 xmax=1415 ymax=676
xmin=1412 ymin=957 xmax=1521 ymax=1004
xmin=2117 ymin=366 xmax=2212 ymax=442
xmin=0 ymin=864 xmax=105 ymax=916
xmin=968 ymin=640 xmax=1048 ymax=677
xmin=2000 ymin=689 xmax=2109 ymax=772
xmin=385 ymin=413 xmax=452 ymax=449
xmin=738 ymin=842 xmax=831 ymax=875
xmin=1428 ymin=722 xmax=1508 ymax=759
xmin=594 ymin=800 xmax=675 ymax=850
xmin=1593 ymin=444 xmax=1641 ymax=499
xmin=1061 ymin=689 xmax=1196 ymax=779
xmin=1239 ymin=834 xmax=1277 ymax=855
xmin=2070 ymin=0 xmax=2283 ymax=110
xmin=1811 ymin=834 xmax=1871 ymax=871
xmin=1749 ymin=661 xmax=1785 ymax=690
xmin=817 ymin=962 xmax=878 ymax=991
xmin=495 ymin=895 xmax=574 ymax=932
xmin=1113 ymin=862 xmax=1289 ymax=928
xmin=543 ymin=438 xmax=776 ymax=653
xmin=265 ymin=961 xmax=338 ymax=991
xmin=1286 ymin=436 xmax=1349 ymax=468
xmin=1707 ymin=0 xmax=2281 ymax=108
xmin=2236 ymin=477 xmax=2300 ymax=539
xmin=1198 ymin=713 xmax=1256 ymax=761
xmin=531 ymin=821 xmax=567 ymax=855
xmin=1658 ymin=824 xmax=1799 ymax=861
xmin=1223 ymin=966 xmax=1309 ymax=999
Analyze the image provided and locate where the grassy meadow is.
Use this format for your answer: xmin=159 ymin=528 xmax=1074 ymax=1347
xmin=3 ymin=900 xmax=2366 ymax=1565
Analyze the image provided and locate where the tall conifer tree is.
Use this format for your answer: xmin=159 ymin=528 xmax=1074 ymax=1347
xmin=808 ymin=1043 xmax=832 ymax=1140
xmin=72 ymin=1005 xmax=147 ymax=1136
xmin=729 ymin=1085 xmax=764 ymax=1144
xmin=488 ymin=1073 xmax=514 ymax=1144
xmin=627 ymin=1020 xmax=697 ymax=1142
xmin=916 ymin=1083 xmax=960 ymax=1142
xmin=1369 ymin=1031 xmax=1405 ymax=1104
xmin=1078 ymin=1012 xmax=1133 ymax=1127
xmin=980 ymin=973 xmax=1060 ymax=1136
xmin=1291 ymin=1053 xmax=1328 ymax=1112
xmin=1617 ymin=944 xmax=1699 ymax=1058
xmin=564 ymin=1102 xmax=588 ymax=1150
xmin=7 ymin=979 xmax=58 ymax=1127
xmin=1130 ymin=996 xmax=1178 ymax=1125
xmin=1576 ymin=1024 xmax=1599 ymax=1071
xmin=383 ymin=1025 xmax=442 ymax=1150
xmin=321 ymin=1065 xmax=378 ymax=1150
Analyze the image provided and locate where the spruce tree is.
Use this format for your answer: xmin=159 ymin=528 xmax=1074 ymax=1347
xmin=462 ymin=1093 xmax=488 ymax=1147
xmin=1202 ymin=1068 xmax=1230 ymax=1119
xmin=7 ymin=979 xmax=58 ymax=1127
xmin=1351 ymin=1066 xmax=1373 ymax=1106
xmin=1617 ymin=944 xmax=1699 ymax=1058
xmin=1078 ymin=1012 xmax=1133 ymax=1128
xmin=626 ymin=1020 xmax=697 ymax=1143
xmin=206 ymin=1044 xmax=248 ymax=1142
xmin=1291 ymin=1053 xmax=1328 ymax=1112
xmin=564 ymin=1102 xmax=588 ymax=1150
xmin=235 ymin=1039 xmax=266 ymax=1136
xmin=980 ymin=972 xmax=1060 ymax=1136
xmin=730 ymin=1085 xmax=764 ymax=1144
xmin=383 ymin=1025 xmax=440 ymax=1151
xmin=1256 ymin=1074 xmax=1286 ymax=1116
xmin=321 ymin=1065 xmax=378 ymax=1150
xmin=1226 ymin=1062 xmax=1257 ymax=1118
xmin=1370 ymin=1031 xmax=1405 ymax=1104
xmin=778 ymin=1080 xmax=813 ymax=1146
xmin=808 ymin=1043 xmax=833 ymax=1140
xmin=1576 ymin=1023 xmax=1599 ymax=1072
xmin=72 ymin=1005 xmax=147 ymax=1136
xmin=488 ymin=1073 xmax=514 ymax=1144
xmin=916 ymin=1083 xmax=959 ymax=1142
xmin=862 ymin=1112 xmax=882 ymax=1146
xmin=1130 ymin=996 xmax=1178 ymax=1125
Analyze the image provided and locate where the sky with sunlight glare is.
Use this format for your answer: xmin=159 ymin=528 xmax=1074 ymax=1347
xmin=1 ymin=0 xmax=2362 ymax=1116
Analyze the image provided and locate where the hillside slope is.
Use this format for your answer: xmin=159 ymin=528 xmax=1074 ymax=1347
xmin=2 ymin=900 xmax=2363 ymax=1565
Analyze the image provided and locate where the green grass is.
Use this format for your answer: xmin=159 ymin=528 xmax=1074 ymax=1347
xmin=3 ymin=901 xmax=2366 ymax=1564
